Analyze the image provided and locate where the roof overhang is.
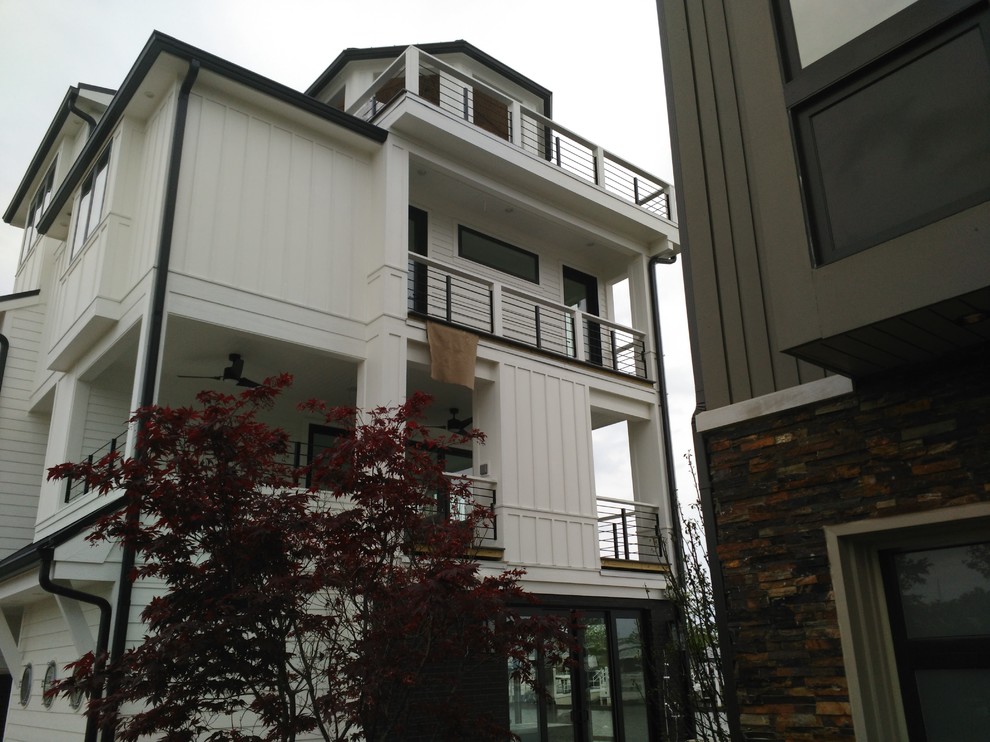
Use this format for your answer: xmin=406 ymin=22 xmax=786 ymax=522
xmin=30 ymin=31 xmax=387 ymax=238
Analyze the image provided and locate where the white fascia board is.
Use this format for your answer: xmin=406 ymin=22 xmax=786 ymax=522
xmin=695 ymin=374 xmax=854 ymax=432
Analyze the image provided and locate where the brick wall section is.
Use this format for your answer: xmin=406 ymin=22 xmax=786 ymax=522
xmin=703 ymin=344 xmax=990 ymax=741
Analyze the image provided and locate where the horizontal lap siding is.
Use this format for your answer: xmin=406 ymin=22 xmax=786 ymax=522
xmin=2 ymin=596 xmax=107 ymax=741
xmin=0 ymin=307 xmax=50 ymax=558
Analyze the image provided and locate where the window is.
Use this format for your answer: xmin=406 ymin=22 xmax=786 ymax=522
xmin=507 ymin=608 xmax=656 ymax=742
xmin=825 ymin=505 xmax=990 ymax=740
xmin=307 ymin=424 xmax=347 ymax=488
xmin=70 ymin=146 xmax=111 ymax=259
xmin=408 ymin=206 xmax=429 ymax=314
xmin=20 ymin=158 xmax=57 ymax=263
xmin=880 ymin=541 xmax=990 ymax=741
xmin=783 ymin=0 xmax=920 ymax=67
xmin=774 ymin=0 xmax=990 ymax=264
xmin=458 ymin=226 xmax=538 ymax=283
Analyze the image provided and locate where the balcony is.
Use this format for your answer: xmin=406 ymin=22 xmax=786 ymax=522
xmin=596 ymin=497 xmax=667 ymax=572
xmin=348 ymin=46 xmax=675 ymax=222
xmin=409 ymin=254 xmax=649 ymax=380
xmin=64 ymin=427 xmax=129 ymax=503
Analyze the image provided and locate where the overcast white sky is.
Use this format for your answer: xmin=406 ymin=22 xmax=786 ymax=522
xmin=0 ymin=0 xmax=697 ymax=505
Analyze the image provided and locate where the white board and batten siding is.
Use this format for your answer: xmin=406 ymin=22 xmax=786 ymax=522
xmin=497 ymin=363 xmax=600 ymax=571
xmin=0 ymin=306 xmax=51 ymax=559
xmin=171 ymin=93 xmax=373 ymax=322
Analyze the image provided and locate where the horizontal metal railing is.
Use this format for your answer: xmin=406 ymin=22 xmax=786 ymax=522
xmin=408 ymin=254 xmax=649 ymax=380
xmin=597 ymin=497 xmax=664 ymax=565
xmin=283 ymin=439 xmax=497 ymax=545
xmin=64 ymin=428 xmax=129 ymax=503
xmin=346 ymin=47 xmax=674 ymax=222
xmin=428 ymin=474 xmax=498 ymax=546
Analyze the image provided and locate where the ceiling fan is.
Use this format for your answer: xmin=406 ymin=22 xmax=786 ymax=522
xmin=178 ymin=353 xmax=261 ymax=388
xmin=443 ymin=408 xmax=472 ymax=434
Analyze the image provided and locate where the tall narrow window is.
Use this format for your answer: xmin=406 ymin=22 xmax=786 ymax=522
xmin=70 ymin=146 xmax=111 ymax=259
xmin=20 ymin=158 xmax=57 ymax=263
xmin=408 ymin=206 xmax=429 ymax=314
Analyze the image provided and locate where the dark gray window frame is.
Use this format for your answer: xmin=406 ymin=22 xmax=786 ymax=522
xmin=457 ymin=225 xmax=539 ymax=284
xmin=773 ymin=0 xmax=990 ymax=265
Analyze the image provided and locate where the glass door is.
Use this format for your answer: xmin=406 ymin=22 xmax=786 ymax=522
xmin=563 ymin=266 xmax=602 ymax=366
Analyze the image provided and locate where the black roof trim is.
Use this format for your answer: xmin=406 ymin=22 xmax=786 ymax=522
xmin=0 ymin=289 xmax=41 ymax=303
xmin=307 ymin=40 xmax=553 ymax=118
xmin=3 ymin=86 xmax=79 ymax=224
xmin=77 ymin=82 xmax=118 ymax=97
xmin=0 ymin=494 xmax=126 ymax=582
xmin=34 ymin=31 xmax=387 ymax=234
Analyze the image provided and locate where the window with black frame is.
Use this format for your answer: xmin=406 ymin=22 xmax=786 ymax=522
xmin=21 ymin=158 xmax=57 ymax=263
xmin=774 ymin=0 xmax=990 ymax=264
xmin=70 ymin=146 xmax=111 ymax=259
xmin=507 ymin=609 xmax=655 ymax=742
xmin=408 ymin=206 xmax=429 ymax=314
xmin=880 ymin=540 xmax=990 ymax=741
xmin=306 ymin=424 xmax=347 ymax=489
xmin=458 ymin=226 xmax=539 ymax=284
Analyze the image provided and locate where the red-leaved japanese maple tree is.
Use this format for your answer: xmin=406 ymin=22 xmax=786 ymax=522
xmin=49 ymin=375 xmax=570 ymax=741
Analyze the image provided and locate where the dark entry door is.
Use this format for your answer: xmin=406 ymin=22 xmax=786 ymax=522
xmin=563 ymin=266 xmax=602 ymax=366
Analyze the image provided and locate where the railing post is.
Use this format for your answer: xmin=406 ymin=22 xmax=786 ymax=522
xmin=612 ymin=523 xmax=620 ymax=561
xmin=665 ymin=184 xmax=677 ymax=222
xmin=534 ymin=305 xmax=542 ymax=350
xmin=462 ymin=87 xmax=470 ymax=121
xmin=611 ymin=328 xmax=619 ymax=371
xmin=571 ymin=309 xmax=585 ymax=361
xmin=510 ymin=101 xmax=522 ymax=147
xmin=620 ymin=508 xmax=630 ymax=561
xmin=594 ymin=146 xmax=606 ymax=187
xmin=554 ymin=137 xmax=561 ymax=167
xmin=445 ymin=274 xmax=453 ymax=323
xmin=633 ymin=176 xmax=639 ymax=204
xmin=404 ymin=47 xmax=420 ymax=96
xmin=491 ymin=283 xmax=503 ymax=336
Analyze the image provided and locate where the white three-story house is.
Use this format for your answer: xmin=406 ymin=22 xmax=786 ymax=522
xmin=0 ymin=34 xmax=680 ymax=741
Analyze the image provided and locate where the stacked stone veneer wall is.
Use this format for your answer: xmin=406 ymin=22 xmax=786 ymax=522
xmin=702 ymin=344 xmax=990 ymax=741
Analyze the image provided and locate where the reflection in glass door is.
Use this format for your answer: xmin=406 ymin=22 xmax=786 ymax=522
xmin=508 ymin=610 xmax=654 ymax=741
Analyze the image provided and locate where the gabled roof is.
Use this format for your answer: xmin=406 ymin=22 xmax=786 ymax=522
xmin=20 ymin=31 xmax=387 ymax=235
xmin=307 ymin=40 xmax=553 ymax=118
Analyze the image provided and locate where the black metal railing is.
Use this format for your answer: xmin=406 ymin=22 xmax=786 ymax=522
xmin=348 ymin=47 xmax=675 ymax=223
xmin=408 ymin=254 xmax=649 ymax=380
xmin=424 ymin=475 xmax=498 ymax=546
xmin=407 ymin=258 xmax=492 ymax=333
xmin=597 ymin=497 xmax=664 ymax=564
xmin=64 ymin=429 xmax=129 ymax=503
xmin=585 ymin=320 xmax=648 ymax=379
xmin=501 ymin=291 xmax=573 ymax=358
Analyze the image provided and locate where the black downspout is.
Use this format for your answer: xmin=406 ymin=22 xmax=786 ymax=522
xmin=648 ymin=254 xmax=693 ymax=740
xmin=38 ymin=546 xmax=111 ymax=742
xmin=68 ymin=90 xmax=98 ymax=136
xmin=648 ymin=254 xmax=684 ymax=575
xmin=104 ymin=59 xmax=200 ymax=742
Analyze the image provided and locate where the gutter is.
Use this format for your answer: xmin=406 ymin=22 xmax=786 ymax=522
xmin=68 ymin=90 xmax=98 ymax=136
xmin=38 ymin=546 xmax=111 ymax=742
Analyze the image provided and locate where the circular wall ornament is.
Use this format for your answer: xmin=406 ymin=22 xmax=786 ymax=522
xmin=42 ymin=661 xmax=57 ymax=708
xmin=19 ymin=664 xmax=32 ymax=706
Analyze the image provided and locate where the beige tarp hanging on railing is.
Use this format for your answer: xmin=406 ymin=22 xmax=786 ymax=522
xmin=426 ymin=321 xmax=478 ymax=389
